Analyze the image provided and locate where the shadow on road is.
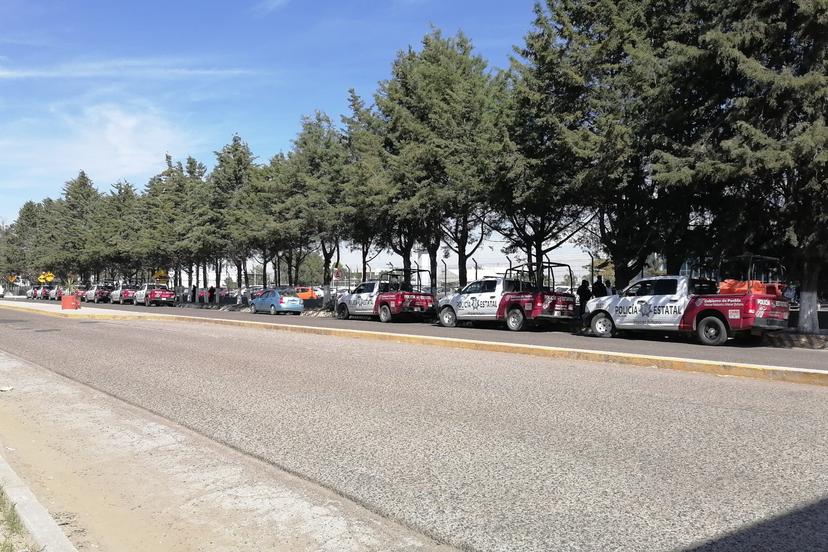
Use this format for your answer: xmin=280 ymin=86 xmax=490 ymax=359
xmin=685 ymin=497 xmax=828 ymax=552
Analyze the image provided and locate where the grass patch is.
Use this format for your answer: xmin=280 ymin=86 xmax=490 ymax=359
xmin=0 ymin=485 xmax=35 ymax=552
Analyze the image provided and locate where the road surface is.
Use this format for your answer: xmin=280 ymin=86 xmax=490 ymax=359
xmin=0 ymin=310 xmax=826 ymax=551
xmin=33 ymin=299 xmax=828 ymax=371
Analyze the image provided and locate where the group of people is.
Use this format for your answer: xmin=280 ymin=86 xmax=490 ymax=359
xmin=576 ymin=275 xmax=613 ymax=318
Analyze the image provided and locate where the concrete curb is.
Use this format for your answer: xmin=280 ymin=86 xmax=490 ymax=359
xmin=0 ymin=442 xmax=78 ymax=552
xmin=2 ymin=301 xmax=826 ymax=387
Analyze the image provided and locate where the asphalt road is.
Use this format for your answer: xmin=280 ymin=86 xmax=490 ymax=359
xmin=0 ymin=310 xmax=826 ymax=552
xmin=29 ymin=298 xmax=828 ymax=371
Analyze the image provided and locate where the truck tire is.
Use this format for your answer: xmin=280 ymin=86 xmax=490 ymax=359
xmin=439 ymin=306 xmax=457 ymax=328
xmin=336 ymin=304 xmax=350 ymax=320
xmin=506 ymin=307 xmax=526 ymax=331
xmin=590 ymin=312 xmax=615 ymax=338
xmin=697 ymin=316 xmax=728 ymax=346
xmin=379 ymin=304 xmax=392 ymax=323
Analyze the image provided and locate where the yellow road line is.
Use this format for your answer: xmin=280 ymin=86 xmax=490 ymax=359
xmin=2 ymin=301 xmax=825 ymax=387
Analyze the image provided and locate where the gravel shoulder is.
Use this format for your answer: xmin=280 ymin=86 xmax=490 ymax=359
xmin=0 ymin=350 xmax=451 ymax=552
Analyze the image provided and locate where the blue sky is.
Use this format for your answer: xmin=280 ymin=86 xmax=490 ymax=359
xmin=0 ymin=0 xmax=535 ymax=226
xmin=0 ymin=0 xmax=593 ymax=274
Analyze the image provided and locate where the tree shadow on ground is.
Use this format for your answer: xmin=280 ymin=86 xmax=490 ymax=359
xmin=684 ymin=497 xmax=828 ymax=552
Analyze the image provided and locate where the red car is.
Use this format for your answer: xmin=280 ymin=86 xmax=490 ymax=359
xmin=110 ymin=284 xmax=138 ymax=304
xmin=83 ymin=284 xmax=113 ymax=303
xmin=134 ymin=283 xmax=176 ymax=306
xmin=38 ymin=285 xmax=53 ymax=299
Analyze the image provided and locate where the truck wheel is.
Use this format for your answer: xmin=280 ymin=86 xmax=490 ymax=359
xmin=697 ymin=316 xmax=728 ymax=346
xmin=590 ymin=312 xmax=615 ymax=338
xmin=336 ymin=304 xmax=350 ymax=320
xmin=270 ymin=304 xmax=276 ymax=315
xmin=379 ymin=304 xmax=392 ymax=323
xmin=506 ymin=307 xmax=526 ymax=331
xmin=439 ymin=307 xmax=457 ymax=328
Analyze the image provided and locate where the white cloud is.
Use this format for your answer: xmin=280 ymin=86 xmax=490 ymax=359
xmin=0 ymin=101 xmax=203 ymax=198
xmin=251 ymin=0 xmax=290 ymax=14
xmin=0 ymin=57 xmax=258 ymax=80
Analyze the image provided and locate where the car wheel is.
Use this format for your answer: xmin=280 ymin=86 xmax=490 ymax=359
xmin=94 ymin=296 xmax=98 ymax=304
xmin=119 ymin=298 xmax=124 ymax=305
xmin=270 ymin=304 xmax=276 ymax=315
xmin=506 ymin=307 xmax=526 ymax=331
xmin=697 ymin=316 xmax=728 ymax=346
xmin=439 ymin=307 xmax=457 ymax=328
xmin=336 ymin=304 xmax=350 ymax=320
xmin=379 ymin=304 xmax=392 ymax=323
xmin=145 ymin=297 xmax=150 ymax=307
xmin=590 ymin=312 xmax=615 ymax=338
xmin=250 ymin=303 xmax=257 ymax=314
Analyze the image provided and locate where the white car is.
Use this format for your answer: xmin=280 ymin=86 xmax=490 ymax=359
xmin=0 ymin=284 xmax=4 ymax=298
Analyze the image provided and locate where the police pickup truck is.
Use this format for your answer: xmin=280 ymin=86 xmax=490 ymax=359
xmin=584 ymin=275 xmax=789 ymax=345
xmin=438 ymin=264 xmax=577 ymax=332
xmin=336 ymin=269 xmax=435 ymax=323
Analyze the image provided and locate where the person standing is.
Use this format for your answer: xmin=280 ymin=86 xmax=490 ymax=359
xmin=592 ymin=275 xmax=608 ymax=297
xmin=577 ymin=279 xmax=592 ymax=318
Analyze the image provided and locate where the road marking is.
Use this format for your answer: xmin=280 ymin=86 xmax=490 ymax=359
xmin=1 ymin=301 xmax=825 ymax=387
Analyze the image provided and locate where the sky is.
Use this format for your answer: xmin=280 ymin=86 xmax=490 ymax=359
xmin=0 ymin=0 xmax=592 ymax=277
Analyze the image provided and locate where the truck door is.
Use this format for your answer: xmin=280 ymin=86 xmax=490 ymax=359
xmin=476 ymin=279 xmax=500 ymax=320
xmin=350 ymin=282 xmax=376 ymax=314
xmin=615 ymin=280 xmax=655 ymax=328
xmin=647 ymin=278 xmax=687 ymax=329
xmin=455 ymin=280 xmax=484 ymax=319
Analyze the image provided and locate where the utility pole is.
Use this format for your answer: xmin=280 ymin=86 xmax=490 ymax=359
xmin=440 ymin=259 xmax=447 ymax=295
xmin=472 ymin=258 xmax=479 ymax=280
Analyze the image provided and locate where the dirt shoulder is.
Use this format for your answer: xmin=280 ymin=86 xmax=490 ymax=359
xmin=0 ymin=351 xmax=449 ymax=552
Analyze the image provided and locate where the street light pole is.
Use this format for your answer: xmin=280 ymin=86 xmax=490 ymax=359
xmin=472 ymin=258 xmax=479 ymax=280
xmin=440 ymin=259 xmax=447 ymax=295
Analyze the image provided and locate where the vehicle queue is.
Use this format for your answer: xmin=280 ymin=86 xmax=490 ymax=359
xmin=21 ymin=254 xmax=792 ymax=347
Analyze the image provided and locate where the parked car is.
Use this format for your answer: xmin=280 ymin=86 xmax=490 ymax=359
xmin=37 ymin=285 xmax=53 ymax=299
xmin=84 ymin=284 xmax=113 ymax=303
xmin=437 ymin=262 xmax=577 ymax=331
xmin=250 ymin=288 xmax=304 ymax=315
xmin=133 ymin=283 xmax=176 ymax=306
xmin=49 ymin=286 xmax=63 ymax=300
xmin=0 ymin=284 xmax=4 ymax=298
xmin=27 ymin=287 xmax=38 ymax=299
xmin=294 ymin=286 xmax=318 ymax=301
xmin=336 ymin=269 xmax=435 ymax=323
xmin=584 ymin=258 xmax=790 ymax=346
xmin=110 ymin=283 xmax=139 ymax=304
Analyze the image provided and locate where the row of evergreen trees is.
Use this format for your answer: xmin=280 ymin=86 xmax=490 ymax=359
xmin=0 ymin=0 xmax=825 ymax=331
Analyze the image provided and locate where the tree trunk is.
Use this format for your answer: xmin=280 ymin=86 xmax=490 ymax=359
xmin=274 ymin=254 xmax=280 ymax=286
xmin=202 ymin=263 xmax=208 ymax=291
xmin=214 ymin=259 xmax=222 ymax=300
xmin=361 ymin=242 xmax=370 ymax=281
xmin=262 ymin=256 xmax=268 ymax=288
xmin=235 ymin=259 xmax=242 ymax=290
xmin=534 ymin=240 xmax=545 ymax=288
xmin=187 ymin=264 xmax=193 ymax=291
xmin=243 ymin=259 xmax=249 ymax=288
xmin=798 ymin=259 xmax=821 ymax=334
xmin=402 ymin=255 xmax=412 ymax=282
xmin=457 ymin=249 xmax=468 ymax=288
xmin=195 ymin=262 xmax=200 ymax=290
xmin=427 ymin=243 xmax=439 ymax=294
